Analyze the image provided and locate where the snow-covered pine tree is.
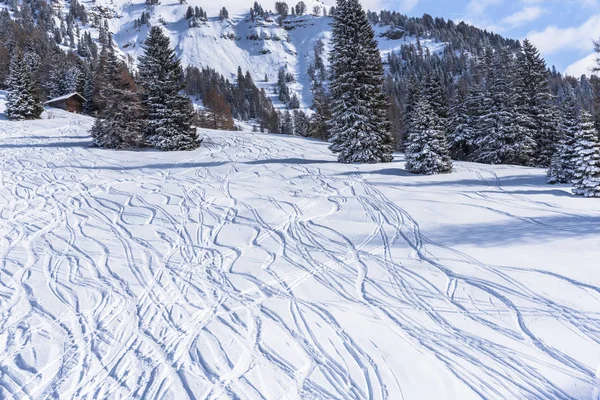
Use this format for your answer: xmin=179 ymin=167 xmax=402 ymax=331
xmin=293 ymin=110 xmax=310 ymax=137
xmin=288 ymin=93 xmax=300 ymax=109
xmin=516 ymin=40 xmax=558 ymax=167
xmin=518 ymin=40 xmax=557 ymax=165
xmin=91 ymin=43 xmax=113 ymax=113
xmin=547 ymin=93 xmax=579 ymax=184
xmin=405 ymin=97 xmax=452 ymax=174
xmin=138 ymin=26 xmax=199 ymax=151
xmin=90 ymin=48 xmax=144 ymax=149
xmin=475 ymin=47 xmax=536 ymax=165
xmin=447 ymin=88 xmax=472 ymax=160
xmin=464 ymin=83 xmax=486 ymax=161
xmin=423 ymin=72 xmax=449 ymax=126
xmin=219 ymin=7 xmax=229 ymax=20
xmin=571 ymin=112 xmax=600 ymax=197
xmin=313 ymin=38 xmax=326 ymax=83
xmin=281 ymin=110 xmax=294 ymax=135
xmin=82 ymin=62 xmax=95 ymax=114
xmin=328 ymin=0 xmax=393 ymax=163
xmin=5 ymin=53 xmax=43 ymax=120
xmin=277 ymin=68 xmax=292 ymax=104
xmin=63 ymin=65 xmax=83 ymax=94
xmin=309 ymin=85 xmax=331 ymax=140
xmin=50 ymin=71 xmax=67 ymax=98
xmin=401 ymin=77 xmax=421 ymax=146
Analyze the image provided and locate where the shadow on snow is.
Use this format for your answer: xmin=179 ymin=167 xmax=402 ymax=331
xmin=427 ymin=214 xmax=600 ymax=247
xmin=244 ymin=157 xmax=336 ymax=165
xmin=0 ymin=140 xmax=92 ymax=149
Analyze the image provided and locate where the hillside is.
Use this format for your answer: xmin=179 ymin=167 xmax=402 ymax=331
xmin=41 ymin=0 xmax=442 ymax=108
xmin=1 ymin=96 xmax=600 ymax=399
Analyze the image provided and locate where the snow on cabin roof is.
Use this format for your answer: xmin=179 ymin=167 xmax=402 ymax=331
xmin=44 ymin=92 xmax=86 ymax=104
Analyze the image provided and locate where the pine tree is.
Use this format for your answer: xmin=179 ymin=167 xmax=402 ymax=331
xmin=571 ymin=112 xmax=600 ymax=197
xmin=328 ymin=0 xmax=393 ymax=163
xmin=401 ymin=77 xmax=421 ymax=147
xmin=405 ymin=97 xmax=453 ymax=174
xmin=295 ymin=1 xmax=306 ymax=15
xmin=91 ymin=48 xmax=144 ymax=149
xmin=547 ymin=94 xmax=579 ymax=184
xmin=281 ymin=110 xmax=294 ymax=135
xmin=447 ymin=88 xmax=472 ymax=160
xmin=185 ymin=6 xmax=194 ymax=19
xmin=48 ymin=65 xmax=69 ymax=99
xmin=64 ymin=65 xmax=83 ymax=94
xmin=423 ymin=72 xmax=449 ymax=125
xmin=277 ymin=67 xmax=291 ymax=104
xmin=83 ymin=62 xmax=95 ymax=114
xmin=293 ymin=110 xmax=310 ymax=137
xmin=138 ymin=26 xmax=199 ymax=151
xmin=288 ymin=93 xmax=300 ymax=109
xmin=475 ymin=48 xmax=536 ymax=165
xmin=5 ymin=53 xmax=43 ymax=120
xmin=219 ymin=7 xmax=229 ymax=20
xmin=516 ymin=40 xmax=558 ymax=167
xmin=465 ymin=83 xmax=486 ymax=160
xmin=309 ymin=85 xmax=331 ymax=140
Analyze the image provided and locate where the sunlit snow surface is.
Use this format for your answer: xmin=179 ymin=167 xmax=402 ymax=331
xmin=1 ymin=103 xmax=600 ymax=399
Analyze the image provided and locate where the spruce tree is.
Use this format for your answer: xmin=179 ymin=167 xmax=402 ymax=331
xmin=572 ymin=112 xmax=600 ymax=197
xmin=547 ymin=94 xmax=579 ymax=184
xmin=288 ymin=93 xmax=300 ymax=109
xmin=475 ymin=48 xmax=536 ymax=165
xmin=64 ymin=65 xmax=82 ymax=94
xmin=516 ymin=40 xmax=558 ymax=167
xmin=5 ymin=53 xmax=43 ymax=120
xmin=277 ymin=68 xmax=291 ymax=104
xmin=293 ymin=110 xmax=310 ymax=137
xmin=465 ymin=83 xmax=486 ymax=160
xmin=309 ymin=85 xmax=331 ymax=140
xmin=82 ymin=61 xmax=95 ymax=114
xmin=219 ymin=7 xmax=229 ymax=20
xmin=328 ymin=0 xmax=393 ymax=163
xmin=405 ymin=97 xmax=453 ymax=175
xmin=138 ymin=26 xmax=199 ymax=151
xmin=91 ymin=48 xmax=144 ymax=149
xmin=281 ymin=110 xmax=294 ymax=135
xmin=447 ymin=89 xmax=472 ymax=160
xmin=423 ymin=72 xmax=449 ymax=126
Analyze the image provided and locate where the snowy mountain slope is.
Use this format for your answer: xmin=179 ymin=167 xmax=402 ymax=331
xmin=72 ymin=0 xmax=441 ymax=108
xmin=2 ymin=98 xmax=600 ymax=399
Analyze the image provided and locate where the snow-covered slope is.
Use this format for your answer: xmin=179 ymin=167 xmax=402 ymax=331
xmin=1 ymin=99 xmax=600 ymax=399
xmin=74 ymin=0 xmax=441 ymax=108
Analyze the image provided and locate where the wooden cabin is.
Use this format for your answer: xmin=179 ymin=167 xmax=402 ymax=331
xmin=44 ymin=92 xmax=86 ymax=114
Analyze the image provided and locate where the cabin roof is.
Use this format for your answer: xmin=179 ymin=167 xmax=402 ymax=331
xmin=44 ymin=92 xmax=86 ymax=104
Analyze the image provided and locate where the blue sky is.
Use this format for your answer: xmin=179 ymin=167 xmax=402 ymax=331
xmin=368 ymin=0 xmax=600 ymax=76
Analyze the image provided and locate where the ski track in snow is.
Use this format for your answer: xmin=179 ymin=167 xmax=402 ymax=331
xmin=1 ymin=110 xmax=600 ymax=399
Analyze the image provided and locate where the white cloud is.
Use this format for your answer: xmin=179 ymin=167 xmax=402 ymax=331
xmin=501 ymin=6 xmax=545 ymax=27
xmin=359 ymin=0 xmax=419 ymax=12
xmin=526 ymin=14 xmax=600 ymax=55
xmin=466 ymin=0 xmax=502 ymax=15
xmin=565 ymin=52 xmax=597 ymax=76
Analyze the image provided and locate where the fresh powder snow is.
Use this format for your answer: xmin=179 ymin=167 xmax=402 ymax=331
xmin=1 ymin=94 xmax=600 ymax=399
